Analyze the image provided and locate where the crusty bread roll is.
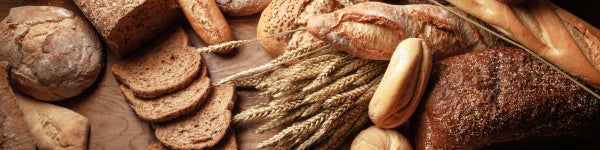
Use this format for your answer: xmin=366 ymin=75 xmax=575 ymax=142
xmin=0 ymin=6 xmax=104 ymax=101
xmin=445 ymin=0 xmax=600 ymax=88
xmin=0 ymin=61 xmax=35 ymax=150
xmin=351 ymin=126 xmax=412 ymax=150
xmin=216 ymin=0 xmax=271 ymax=16
xmin=16 ymin=97 xmax=89 ymax=150
xmin=179 ymin=0 xmax=236 ymax=54
xmin=369 ymin=38 xmax=431 ymax=129
xmin=306 ymin=2 xmax=505 ymax=60
xmin=73 ymin=0 xmax=182 ymax=59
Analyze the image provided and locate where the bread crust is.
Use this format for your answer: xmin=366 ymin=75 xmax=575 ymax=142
xmin=179 ymin=0 xmax=235 ymax=54
xmin=216 ymin=0 xmax=271 ymax=16
xmin=446 ymin=0 xmax=600 ymax=88
xmin=0 ymin=61 xmax=35 ymax=150
xmin=0 ymin=6 xmax=104 ymax=101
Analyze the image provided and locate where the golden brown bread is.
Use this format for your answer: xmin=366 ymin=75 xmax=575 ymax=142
xmin=179 ymin=0 xmax=236 ymax=54
xmin=369 ymin=38 xmax=431 ymax=129
xmin=306 ymin=2 xmax=506 ymax=60
xmin=351 ymin=126 xmax=412 ymax=150
xmin=216 ymin=0 xmax=271 ymax=16
xmin=0 ymin=61 xmax=35 ymax=150
xmin=445 ymin=0 xmax=600 ymax=88
xmin=16 ymin=97 xmax=89 ymax=150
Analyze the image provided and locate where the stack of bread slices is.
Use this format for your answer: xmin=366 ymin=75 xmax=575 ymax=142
xmin=111 ymin=26 xmax=237 ymax=150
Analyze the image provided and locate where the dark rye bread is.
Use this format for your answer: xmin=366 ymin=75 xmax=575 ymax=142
xmin=111 ymin=27 xmax=202 ymax=99
xmin=155 ymin=84 xmax=237 ymax=149
xmin=73 ymin=0 xmax=182 ymax=59
xmin=0 ymin=61 xmax=35 ymax=150
xmin=120 ymin=58 xmax=211 ymax=122
xmin=414 ymin=47 xmax=600 ymax=149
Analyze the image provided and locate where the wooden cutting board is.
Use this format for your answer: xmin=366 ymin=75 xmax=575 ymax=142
xmin=1 ymin=0 xmax=282 ymax=149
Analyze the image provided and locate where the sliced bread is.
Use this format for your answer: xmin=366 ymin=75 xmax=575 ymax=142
xmin=120 ymin=59 xmax=211 ymax=122
xmin=0 ymin=61 xmax=35 ymax=150
xmin=155 ymin=84 xmax=237 ymax=149
xmin=147 ymin=131 xmax=237 ymax=150
xmin=111 ymin=27 xmax=202 ymax=99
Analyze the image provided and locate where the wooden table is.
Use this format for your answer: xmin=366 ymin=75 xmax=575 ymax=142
xmin=1 ymin=0 xmax=280 ymax=149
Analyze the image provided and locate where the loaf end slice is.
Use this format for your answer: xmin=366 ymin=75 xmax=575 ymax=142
xmin=121 ymin=59 xmax=211 ymax=122
xmin=155 ymin=84 xmax=237 ymax=149
xmin=111 ymin=27 xmax=202 ymax=99
xmin=0 ymin=61 xmax=35 ymax=150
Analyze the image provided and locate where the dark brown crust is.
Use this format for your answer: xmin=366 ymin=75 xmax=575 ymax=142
xmin=0 ymin=61 xmax=36 ymax=150
xmin=414 ymin=47 xmax=600 ymax=149
xmin=216 ymin=0 xmax=271 ymax=16
xmin=307 ymin=2 xmax=505 ymax=60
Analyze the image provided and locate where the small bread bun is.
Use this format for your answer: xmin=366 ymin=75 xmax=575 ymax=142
xmin=351 ymin=126 xmax=412 ymax=150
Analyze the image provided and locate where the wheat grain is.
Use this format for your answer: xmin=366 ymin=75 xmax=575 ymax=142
xmin=258 ymin=109 xmax=331 ymax=149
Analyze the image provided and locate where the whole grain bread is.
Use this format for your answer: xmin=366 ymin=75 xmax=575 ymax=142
xmin=414 ymin=47 xmax=600 ymax=149
xmin=147 ymin=131 xmax=238 ymax=150
xmin=155 ymin=84 xmax=237 ymax=149
xmin=73 ymin=0 xmax=182 ymax=59
xmin=111 ymin=27 xmax=202 ymax=99
xmin=120 ymin=58 xmax=211 ymax=122
xmin=16 ymin=97 xmax=90 ymax=150
xmin=0 ymin=6 xmax=104 ymax=101
xmin=0 ymin=61 xmax=35 ymax=150
xmin=216 ymin=0 xmax=271 ymax=16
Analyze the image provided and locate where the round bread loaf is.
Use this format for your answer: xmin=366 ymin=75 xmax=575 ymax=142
xmin=0 ymin=6 xmax=104 ymax=101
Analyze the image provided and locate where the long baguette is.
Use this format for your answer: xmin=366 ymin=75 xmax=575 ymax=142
xmin=306 ymin=2 xmax=506 ymax=61
xmin=445 ymin=0 xmax=600 ymax=88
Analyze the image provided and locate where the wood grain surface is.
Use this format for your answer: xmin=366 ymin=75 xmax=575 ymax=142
xmin=1 ymin=0 xmax=278 ymax=149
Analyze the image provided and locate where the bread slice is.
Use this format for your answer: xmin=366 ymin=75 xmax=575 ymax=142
xmin=155 ymin=84 xmax=237 ymax=149
xmin=147 ymin=142 xmax=170 ymax=150
xmin=147 ymin=131 xmax=237 ymax=150
xmin=16 ymin=97 xmax=89 ymax=150
xmin=111 ymin=27 xmax=202 ymax=99
xmin=0 ymin=61 xmax=35 ymax=150
xmin=120 ymin=59 xmax=211 ymax=122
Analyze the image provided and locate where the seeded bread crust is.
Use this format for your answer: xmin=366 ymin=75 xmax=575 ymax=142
xmin=120 ymin=58 xmax=211 ymax=122
xmin=111 ymin=27 xmax=202 ymax=99
xmin=155 ymin=84 xmax=237 ymax=149
xmin=0 ymin=61 xmax=35 ymax=150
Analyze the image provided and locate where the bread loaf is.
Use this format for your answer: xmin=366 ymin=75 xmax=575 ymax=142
xmin=178 ymin=0 xmax=236 ymax=54
xmin=306 ymin=2 xmax=506 ymax=60
xmin=445 ymin=0 xmax=600 ymax=88
xmin=351 ymin=126 xmax=412 ymax=150
xmin=0 ymin=6 xmax=104 ymax=101
xmin=155 ymin=84 xmax=236 ymax=149
xmin=216 ymin=0 xmax=271 ymax=16
xmin=16 ymin=97 xmax=89 ymax=150
xmin=0 ymin=61 xmax=35 ymax=150
xmin=111 ymin=27 xmax=202 ymax=99
xmin=120 ymin=58 xmax=211 ymax=122
xmin=369 ymin=38 xmax=431 ymax=129
xmin=414 ymin=47 xmax=600 ymax=149
xmin=73 ymin=0 xmax=182 ymax=59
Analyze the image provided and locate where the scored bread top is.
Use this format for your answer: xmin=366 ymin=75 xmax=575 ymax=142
xmin=155 ymin=84 xmax=237 ymax=149
xmin=0 ymin=61 xmax=36 ymax=150
xmin=111 ymin=27 xmax=202 ymax=99
xmin=120 ymin=59 xmax=211 ymax=122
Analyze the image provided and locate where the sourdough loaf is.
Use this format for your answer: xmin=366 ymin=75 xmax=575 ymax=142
xmin=414 ymin=47 xmax=600 ymax=149
xmin=0 ymin=6 xmax=104 ymax=101
xmin=16 ymin=97 xmax=89 ymax=150
xmin=111 ymin=27 xmax=202 ymax=99
xmin=73 ymin=0 xmax=182 ymax=59
xmin=0 ymin=61 xmax=35 ymax=150
xmin=178 ymin=0 xmax=235 ymax=54
xmin=155 ymin=84 xmax=236 ymax=149
xmin=216 ymin=0 xmax=271 ymax=16
xmin=120 ymin=58 xmax=211 ymax=122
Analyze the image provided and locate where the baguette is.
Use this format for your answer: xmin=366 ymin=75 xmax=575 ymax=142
xmin=306 ymin=2 xmax=506 ymax=60
xmin=445 ymin=0 xmax=600 ymax=88
xmin=179 ymin=0 xmax=236 ymax=54
xmin=0 ymin=61 xmax=35 ymax=150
